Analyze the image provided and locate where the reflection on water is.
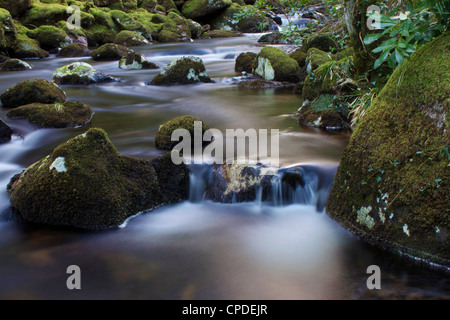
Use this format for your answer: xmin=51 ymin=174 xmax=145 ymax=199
xmin=0 ymin=35 xmax=449 ymax=300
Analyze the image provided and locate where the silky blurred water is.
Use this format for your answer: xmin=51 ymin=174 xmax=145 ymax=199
xmin=0 ymin=35 xmax=448 ymax=299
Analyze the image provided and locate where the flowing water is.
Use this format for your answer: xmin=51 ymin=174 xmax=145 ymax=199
xmin=0 ymin=35 xmax=448 ymax=300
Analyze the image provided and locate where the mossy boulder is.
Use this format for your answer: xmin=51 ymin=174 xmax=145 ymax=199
xmin=155 ymin=115 xmax=210 ymax=150
xmin=114 ymin=30 xmax=151 ymax=46
xmin=186 ymin=19 xmax=202 ymax=39
xmin=301 ymin=34 xmax=337 ymax=53
xmin=58 ymin=43 xmax=92 ymax=57
xmin=92 ymin=43 xmax=133 ymax=61
xmin=12 ymin=36 xmax=49 ymax=59
xmin=181 ymin=0 xmax=232 ymax=21
xmin=235 ymin=52 xmax=256 ymax=73
xmin=21 ymin=3 xmax=68 ymax=27
xmin=53 ymin=62 xmax=118 ymax=85
xmin=305 ymin=48 xmax=332 ymax=72
xmin=289 ymin=49 xmax=308 ymax=68
xmin=110 ymin=10 xmax=153 ymax=40
xmin=1 ymin=79 xmax=66 ymax=108
xmin=296 ymin=94 xmax=348 ymax=130
xmin=157 ymin=11 xmax=191 ymax=42
xmin=0 ymin=8 xmax=17 ymax=52
xmin=6 ymin=101 xmax=94 ymax=128
xmin=1 ymin=58 xmax=33 ymax=71
xmin=326 ymin=33 xmax=450 ymax=269
xmin=7 ymin=128 xmax=190 ymax=230
xmin=119 ymin=52 xmax=158 ymax=70
xmin=257 ymin=32 xmax=292 ymax=44
xmin=252 ymin=46 xmax=301 ymax=83
xmin=200 ymin=30 xmax=241 ymax=39
xmin=0 ymin=0 xmax=32 ymax=18
xmin=0 ymin=117 xmax=13 ymax=143
xmin=85 ymin=25 xmax=117 ymax=47
xmin=27 ymin=25 xmax=71 ymax=50
xmin=151 ymin=56 xmax=213 ymax=85
xmin=94 ymin=0 xmax=138 ymax=12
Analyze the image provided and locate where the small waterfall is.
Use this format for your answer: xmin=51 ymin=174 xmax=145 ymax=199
xmin=188 ymin=164 xmax=214 ymax=203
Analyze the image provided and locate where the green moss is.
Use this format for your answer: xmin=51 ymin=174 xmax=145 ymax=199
xmin=91 ymin=43 xmax=133 ymax=60
xmin=1 ymin=79 xmax=67 ymax=108
xmin=235 ymin=51 xmax=256 ymax=73
xmin=139 ymin=0 xmax=157 ymax=13
xmin=119 ymin=52 xmax=158 ymax=69
xmin=208 ymin=3 xmax=241 ymax=31
xmin=157 ymin=0 xmax=176 ymax=12
xmin=21 ymin=3 xmax=68 ymax=27
xmin=200 ymin=30 xmax=241 ymax=38
xmin=52 ymin=62 xmax=116 ymax=85
xmin=327 ymin=33 xmax=450 ymax=268
xmin=181 ymin=0 xmax=232 ymax=20
xmin=1 ymin=58 xmax=33 ymax=71
xmin=110 ymin=9 xmax=153 ymax=39
xmin=27 ymin=25 xmax=71 ymax=50
xmin=89 ymin=7 xmax=116 ymax=29
xmin=155 ymin=115 xmax=209 ymax=150
xmin=114 ymin=30 xmax=151 ymax=46
xmin=300 ymin=34 xmax=337 ymax=53
xmin=289 ymin=49 xmax=308 ymax=68
xmin=58 ymin=43 xmax=91 ymax=57
xmin=305 ymin=48 xmax=332 ymax=71
xmin=0 ymin=0 xmax=32 ymax=18
xmin=157 ymin=11 xmax=191 ymax=42
xmin=151 ymin=56 xmax=212 ymax=85
xmin=252 ymin=46 xmax=301 ymax=83
xmin=6 ymin=101 xmax=94 ymax=128
xmin=0 ymin=8 xmax=17 ymax=52
xmin=85 ymin=24 xmax=117 ymax=46
xmin=296 ymin=95 xmax=348 ymax=130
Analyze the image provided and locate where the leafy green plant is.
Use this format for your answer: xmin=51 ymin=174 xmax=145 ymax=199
xmin=364 ymin=0 xmax=449 ymax=69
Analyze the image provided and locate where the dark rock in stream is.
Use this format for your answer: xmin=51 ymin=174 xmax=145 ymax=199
xmin=7 ymin=128 xmax=190 ymax=230
xmin=151 ymin=56 xmax=213 ymax=85
xmin=1 ymin=58 xmax=33 ymax=71
xmin=92 ymin=43 xmax=134 ymax=61
xmin=0 ymin=117 xmax=13 ymax=143
xmin=52 ymin=62 xmax=118 ymax=85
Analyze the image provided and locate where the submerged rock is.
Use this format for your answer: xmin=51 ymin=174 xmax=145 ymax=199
xmin=234 ymin=52 xmax=256 ymax=73
xmin=327 ymin=33 xmax=450 ymax=269
xmin=151 ymin=56 xmax=213 ymax=85
xmin=52 ymin=62 xmax=118 ymax=85
xmin=1 ymin=58 xmax=33 ymax=71
xmin=252 ymin=46 xmax=301 ymax=83
xmin=0 ymin=117 xmax=13 ymax=143
xmin=119 ymin=52 xmax=159 ymax=70
xmin=6 ymin=101 xmax=94 ymax=128
xmin=1 ymin=79 xmax=66 ymax=108
xmin=155 ymin=115 xmax=210 ymax=150
xmin=58 ymin=43 xmax=92 ymax=57
xmin=92 ymin=43 xmax=134 ymax=61
xmin=7 ymin=128 xmax=190 ymax=230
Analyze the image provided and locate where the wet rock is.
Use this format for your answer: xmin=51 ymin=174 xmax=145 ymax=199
xmin=6 ymin=101 xmax=94 ymax=128
xmin=1 ymin=79 xmax=66 ymax=108
xmin=7 ymin=128 xmax=190 ymax=230
xmin=187 ymin=19 xmax=202 ymax=39
xmin=237 ymin=79 xmax=294 ymax=89
xmin=181 ymin=0 xmax=232 ymax=21
xmin=0 ymin=8 xmax=16 ymax=52
xmin=92 ymin=43 xmax=134 ymax=61
xmin=1 ymin=58 xmax=33 ymax=71
xmin=155 ymin=115 xmax=210 ymax=150
xmin=52 ymin=62 xmax=118 ymax=85
xmin=151 ymin=56 xmax=213 ymax=85
xmin=58 ymin=43 xmax=92 ymax=57
xmin=0 ymin=117 xmax=13 ymax=143
xmin=252 ymin=46 xmax=301 ymax=83
xmin=235 ymin=52 xmax=256 ymax=73
xmin=327 ymin=33 xmax=450 ymax=269
xmin=12 ymin=37 xmax=49 ymax=60
xmin=119 ymin=52 xmax=159 ymax=70
xmin=257 ymin=32 xmax=292 ymax=44
xmin=27 ymin=25 xmax=71 ymax=51
xmin=0 ymin=0 xmax=31 ymax=18
xmin=114 ymin=30 xmax=151 ymax=46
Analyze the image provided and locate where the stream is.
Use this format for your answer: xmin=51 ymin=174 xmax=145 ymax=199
xmin=0 ymin=34 xmax=448 ymax=299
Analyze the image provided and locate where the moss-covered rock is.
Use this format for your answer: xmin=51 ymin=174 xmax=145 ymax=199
xmin=200 ymin=30 xmax=241 ymax=39
xmin=1 ymin=58 xmax=33 ymax=71
xmin=257 ymin=32 xmax=292 ymax=44
xmin=85 ymin=25 xmax=117 ymax=47
xmin=289 ymin=49 xmax=308 ymax=68
xmin=181 ymin=0 xmax=232 ymax=21
xmin=0 ymin=0 xmax=31 ymax=18
xmin=53 ymin=62 xmax=118 ymax=85
xmin=0 ymin=117 xmax=13 ymax=143
xmin=305 ymin=48 xmax=332 ymax=72
xmin=186 ymin=19 xmax=202 ymax=38
xmin=157 ymin=11 xmax=191 ymax=42
xmin=110 ymin=10 xmax=153 ymax=40
xmin=93 ymin=0 xmax=138 ymax=11
xmin=327 ymin=33 xmax=450 ymax=269
xmin=0 ymin=8 xmax=16 ymax=53
xmin=119 ymin=52 xmax=158 ymax=70
xmin=6 ymin=101 xmax=94 ymax=128
xmin=58 ymin=43 xmax=91 ymax=57
xmin=21 ymin=3 xmax=68 ymax=27
xmin=155 ymin=115 xmax=210 ymax=150
xmin=296 ymin=94 xmax=348 ymax=130
xmin=7 ymin=128 xmax=190 ymax=229
xmin=114 ymin=30 xmax=151 ymax=46
xmin=139 ymin=0 xmax=158 ymax=13
xmin=235 ymin=51 xmax=256 ymax=73
xmin=252 ymin=46 xmax=301 ymax=83
xmin=27 ymin=25 xmax=71 ymax=50
xmin=92 ymin=43 xmax=133 ymax=60
xmin=301 ymin=34 xmax=337 ymax=53
xmin=1 ymin=79 xmax=66 ymax=108
xmin=237 ymin=79 xmax=294 ymax=89
xmin=151 ymin=56 xmax=213 ymax=85
xmin=12 ymin=36 xmax=49 ymax=59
